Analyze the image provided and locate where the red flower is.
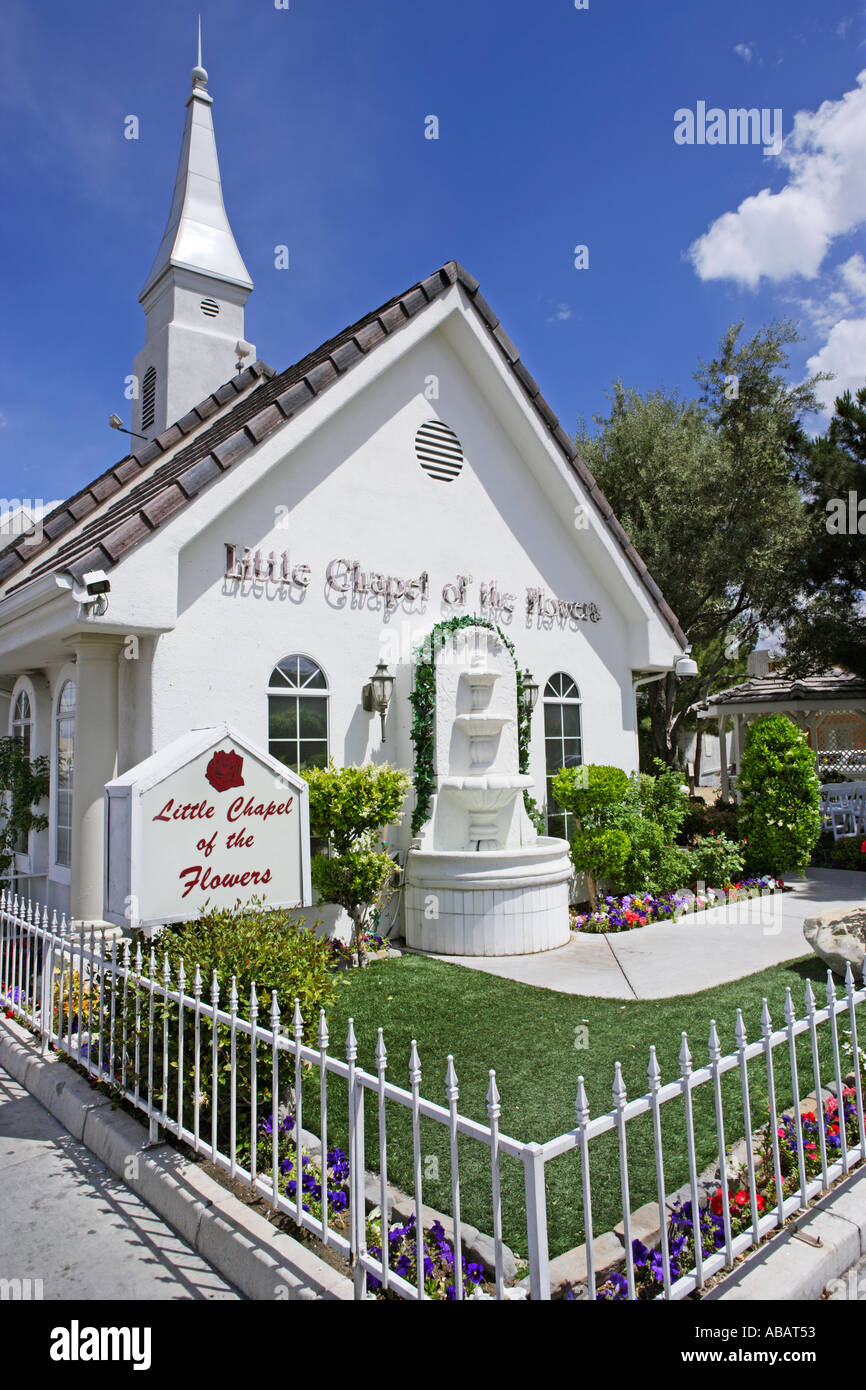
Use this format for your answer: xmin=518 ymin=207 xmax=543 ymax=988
xmin=206 ymin=749 xmax=244 ymax=793
xmin=710 ymin=1188 xmax=724 ymax=1215
xmin=756 ymin=1193 xmax=766 ymax=1211
xmin=732 ymin=1190 xmax=749 ymax=1208
xmin=860 ymin=841 xmax=866 ymax=853
xmin=801 ymin=1112 xmax=816 ymax=1124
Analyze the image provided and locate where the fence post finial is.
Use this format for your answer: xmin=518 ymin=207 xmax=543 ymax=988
xmin=292 ymin=997 xmax=303 ymax=1040
xmin=374 ymin=1027 xmax=386 ymax=1071
xmin=647 ymin=1045 xmax=661 ymax=1090
xmin=708 ymin=1019 xmax=721 ymax=1061
xmin=346 ymin=1017 xmax=357 ymax=1063
xmin=486 ymin=1069 xmax=501 ymax=1120
xmin=783 ymin=987 xmax=796 ymax=1026
xmin=612 ymin=1060 xmax=627 ymax=1108
xmin=445 ymin=1053 xmax=458 ymax=1102
xmin=576 ymin=1074 xmax=589 ymax=1127
xmin=734 ymin=1009 xmax=748 ymax=1049
xmin=318 ymin=1008 xmax=329 ymax=1051
xmin=804 ymin=978 xmax=816 ymax=1015
xmin=679 ymin=1032 xmax=692 ymax=1074
xmin=760 ymin=998 xmax=772 ymax=1037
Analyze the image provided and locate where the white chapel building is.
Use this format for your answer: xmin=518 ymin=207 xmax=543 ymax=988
xmin=0 ymin=48 xmax=688 ymax=929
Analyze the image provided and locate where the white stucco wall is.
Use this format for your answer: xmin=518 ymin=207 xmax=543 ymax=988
xmin=133 ymin=330 xmax=642 ymax=842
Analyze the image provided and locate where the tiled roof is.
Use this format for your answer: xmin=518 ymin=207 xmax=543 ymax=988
xmin=0 ymin=359 xmax=276 ymax=588
xmin=701 ymin=671 xmax=866 ymax=707
xmin=0 ymin=261 xmax=686 ymax=647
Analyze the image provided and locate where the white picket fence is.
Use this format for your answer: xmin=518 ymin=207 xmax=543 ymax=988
xmin=0 ymin=889 xmax=864 ymax=1301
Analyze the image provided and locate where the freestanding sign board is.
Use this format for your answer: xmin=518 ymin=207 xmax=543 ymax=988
xmin=104 ymin=724 xmax=312 ymax=930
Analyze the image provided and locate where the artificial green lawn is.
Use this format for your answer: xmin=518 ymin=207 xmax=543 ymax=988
xmin=301 ymin=951 xmax=862 ymax=1260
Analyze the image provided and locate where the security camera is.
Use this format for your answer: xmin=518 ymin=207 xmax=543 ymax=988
xmin=235 ymin=339 xmax=254 ymax=360
xmin=56 ymin=568 xmax=110 ymax=615
xmin=674 ymin=655 xmax=699 ymax=678
xmin=83 ymin=570 xmax=111 ymax=596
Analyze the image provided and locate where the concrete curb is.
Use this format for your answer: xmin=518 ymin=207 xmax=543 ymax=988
xmin=705 ymin=1168 xmax=866 ymax=1301
xmin=0 ymin=1019 xmax=353 ymax=1302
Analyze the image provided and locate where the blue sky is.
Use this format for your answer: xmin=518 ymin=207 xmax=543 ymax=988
xmin=1 ymin=0 xmax=864 ymax=506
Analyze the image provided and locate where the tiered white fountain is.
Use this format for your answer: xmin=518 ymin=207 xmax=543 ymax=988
xmin=404 ymin=624 xmax=572 ymax=955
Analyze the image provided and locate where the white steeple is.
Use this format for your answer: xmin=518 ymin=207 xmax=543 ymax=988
xmin=132 ymin=21 xmax=255 ymax=437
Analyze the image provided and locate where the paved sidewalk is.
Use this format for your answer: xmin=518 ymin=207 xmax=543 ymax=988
xmin=421 ymin=869 xmax=866 ymax=999
xmin=0 ymin=1066 xmax=241 ymax=1300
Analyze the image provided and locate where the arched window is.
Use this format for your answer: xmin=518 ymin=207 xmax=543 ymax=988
xmin=55 ymin=681 xmax=76 ymax=868
xmin=543 ymin=672 xmax=582 ymax=840
xmin=268 ymin=656 xmax=329 ymax=773
xmin=12 ymin=690 xmax=32 ymax=756
xmin=11 ymin=690 xmax=33 ymax=853
xmin=141 ymin=365 xmax=157 ymax=431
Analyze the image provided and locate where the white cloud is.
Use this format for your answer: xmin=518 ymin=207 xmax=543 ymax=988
xmin=839 ymin=251 xmax=866 ymax=297
xmin=734 ymin=43 xmax=754 ymax=63
xmin=688 ymin=71 xmax=866 ymax=288
xmin=806 ymin=317 xmax=866 ymax=413
xmin=793 ymin=253 xmax=866 ymax=335
xmin=546 ymin=302 xmax=572 ymax=323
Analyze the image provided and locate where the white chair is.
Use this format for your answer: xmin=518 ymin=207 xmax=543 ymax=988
xmin=829 ymin=791 xmax=865 ymax=840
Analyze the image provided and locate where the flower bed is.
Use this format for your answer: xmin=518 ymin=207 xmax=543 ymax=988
xmin=571 ymin=892 xmax=685 ymax=933
xmin=256 ymin=1111 xmax=488 ymax=1299
xmin=591 ymin=1086 xmax=862 ymax=1300
xmin=570 ymin=877 xmax=784 ymax=934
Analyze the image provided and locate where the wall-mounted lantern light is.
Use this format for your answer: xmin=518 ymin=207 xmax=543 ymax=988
xmin=363 ymin=660 xmax=395 ymax=740
xmin=520 ymin=669 xmax=539 ymax=716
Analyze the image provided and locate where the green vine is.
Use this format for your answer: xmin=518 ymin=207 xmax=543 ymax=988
xmin=408 ymin=614 xmax=541 ymax=836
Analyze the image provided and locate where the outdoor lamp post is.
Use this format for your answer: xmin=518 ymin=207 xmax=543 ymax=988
xmin=520 ymin=669 xmax=539 ymax=716
xmin=363 ymin=660 xmax=396 ymax=740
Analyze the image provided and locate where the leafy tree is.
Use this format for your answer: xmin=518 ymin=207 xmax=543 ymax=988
xmin=737 ymin=716 xmax=821 ymax=874
xmin=577 ymin=321 xmax=822 ymax=765
xmin=783 ymin=387 xmax=866 ymax=678
xmin=0 ymin=737 xmax=49 ymax=884
xmin=304 ymin=762 xmax=411 ymax=961
xmin=551 ymin=764 xmax=630 ymax=906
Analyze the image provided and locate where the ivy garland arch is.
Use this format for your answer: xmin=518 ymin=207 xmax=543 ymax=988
xmin=408 ymin=613 xmax=544 ymax=836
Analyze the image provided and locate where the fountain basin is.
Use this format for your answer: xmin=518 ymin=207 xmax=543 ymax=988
xmin=404 ymin=837 xmax=572 ymax=955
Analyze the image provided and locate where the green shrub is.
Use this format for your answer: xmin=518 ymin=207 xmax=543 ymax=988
xmin=737 ymin=716 xmax=821 ymax=874
xmin=688 ymin=833 xmax=746 ymax=888
xmin=812 ymin=834 xmax=866 ymax=871
xmin=681 ymin=798 xmax=739 ymax=844
xmin=114 ymin=899 xmax=340 ymax=1150
xmin=570 ymin=827 xmax=631 ymax=882
xmin=552 ymin=765 xmax=631 ymax=905
xmin=551 ymin=764 xmax=630 ymax=821
xmin=305 ymin=761 xmax=411 ymax=959
xmin=0 ymin=736 xmax=49 ymax=883
xmin=637 ymin=760 xmax=689 ymax=842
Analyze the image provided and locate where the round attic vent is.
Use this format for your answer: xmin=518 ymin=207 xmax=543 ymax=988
xmin=200 ymin=298 xmax=220 ymax=317
xmin=414 ymin=419 xmax=464 ymax=483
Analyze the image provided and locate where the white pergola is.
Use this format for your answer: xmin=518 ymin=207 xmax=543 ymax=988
xmin=696 ymin=673 xmax=866 ymax=801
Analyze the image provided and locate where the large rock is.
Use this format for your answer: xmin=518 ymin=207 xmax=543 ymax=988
xmin=803 ymin=907 xmax=866 ymax=979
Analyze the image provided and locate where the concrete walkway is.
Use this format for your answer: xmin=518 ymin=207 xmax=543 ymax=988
xmin=421 ymin=869 xmax=866 ymax=999
xmin=0 ymin=1067 xmax=242 ymax=1300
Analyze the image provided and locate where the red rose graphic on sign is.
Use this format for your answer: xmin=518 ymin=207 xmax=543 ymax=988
xmin=205 ymin=749 xmax=244 ymax=793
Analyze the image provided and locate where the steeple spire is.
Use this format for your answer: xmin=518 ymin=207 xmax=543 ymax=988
xmin=132 ymin=27 xmax=255 ymax=437
xmin=139 ymin=21 xmax=252 ymax=300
